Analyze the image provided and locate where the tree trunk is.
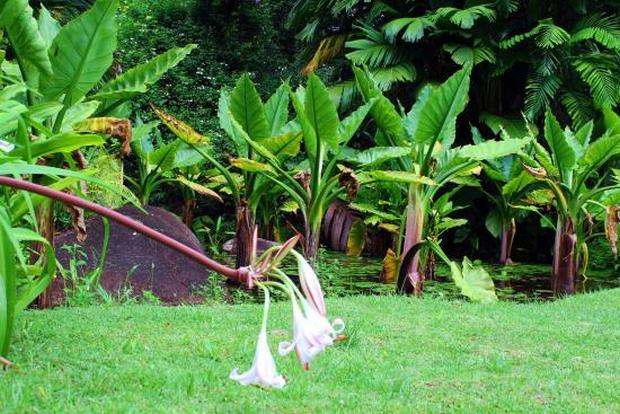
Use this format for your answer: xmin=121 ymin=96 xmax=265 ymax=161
xmin=182 ymin=198 xmax=196 ymax=228
xmin=552 ymin=217 xmax=577 ymax=295
xmin=33 ymin=200 xmax=55 ymax=308
xmin=400 ymin=186 xmax=425 ymax=295
xmin=235 ymin=199 xmax=256 ymax=268
xmin=303 ymin=224 xmax=321 ymax=264
xmin=499 ymin=219 xmax=516 ymax=265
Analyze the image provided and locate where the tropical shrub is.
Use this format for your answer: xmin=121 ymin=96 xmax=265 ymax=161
xmin=154 ymin=75 xmax=299 ymax=266
xmin=353 ymin=65 xmax=529 ymax=296
xmin=521 ymin=109 xmax=620 ymax=294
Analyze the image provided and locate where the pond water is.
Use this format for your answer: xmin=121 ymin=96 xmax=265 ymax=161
xmin=219 ymin=250 xmax=619 ymax=303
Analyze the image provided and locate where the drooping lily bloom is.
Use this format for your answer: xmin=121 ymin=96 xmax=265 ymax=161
xmin=230 ymin=289 xmax=286 ymax=389
xmin=292 ymin=250 xmax=326 ymax=316
xmin=279 ymin=293 xmax=344 ymax=369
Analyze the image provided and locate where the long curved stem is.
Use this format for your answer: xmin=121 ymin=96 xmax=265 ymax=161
xmin=0 ymin=176 xmax=250 ymax=285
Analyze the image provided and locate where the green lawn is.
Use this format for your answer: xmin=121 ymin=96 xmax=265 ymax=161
xmin=2 ymin=290 xmax=620 ymax=413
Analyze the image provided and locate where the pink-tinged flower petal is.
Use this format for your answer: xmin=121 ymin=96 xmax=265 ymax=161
xmin=293 ymin=251 xmax=327 ymax=316
xmin=230 ymin=329 xmax=286 ymax=389
xmin=230 ymin=287 xmax=285 ymax=389
xmin=279 ymin=295 xmax=343 ymax=368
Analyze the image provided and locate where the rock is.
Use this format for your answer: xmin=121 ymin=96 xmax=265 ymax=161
xmin=51 ymin=205 xmax=209 ymax=304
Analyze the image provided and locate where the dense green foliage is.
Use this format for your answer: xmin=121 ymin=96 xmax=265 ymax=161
xmin=117 ymin=0 xmax=298 ymax=141
xmin=289 ymin=0 xmax=620 ymax=125
xmin=2 ymin=291 xmax=620 ymax=411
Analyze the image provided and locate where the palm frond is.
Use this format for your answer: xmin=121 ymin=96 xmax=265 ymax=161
xmin=524 ymin=73 xmax=562 ymax=119
xmin=561 ymin=90 xmax=595 ymax=128
xmin=382 ymin=17 xmax=433 ymax=43
xmin=573 ymin=54 xmax=620 ymax=108
xmin=371 ymin=63 xmax=416 ymax=90
xmin=346 ymin=23 xmax=403 ymax=68
xmin=500 ymin=19 xmax=569 ymax=49
xmin=571 ymin=14 xmax=620 ymax=50
xmin=433 ymin=5 xmax=496 ymax=30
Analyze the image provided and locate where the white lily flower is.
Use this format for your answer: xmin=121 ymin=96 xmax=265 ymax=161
xmin=292 ymin=250 xmax=327 ymax=316
xmin=278 ymin=293 xmax=345 ymax=370
xmin=230 ymin=289 xmax=286 ymax=389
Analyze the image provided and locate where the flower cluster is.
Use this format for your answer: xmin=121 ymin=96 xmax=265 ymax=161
xmin=229 ymin=238 xmax=344 ymax=389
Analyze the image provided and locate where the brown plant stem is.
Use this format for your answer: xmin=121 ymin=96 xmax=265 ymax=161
xmin=235 ymin=199 xmax=256 ymax=268
xmin=0 ymin=176 xmax=253 ymax=287
xmin=33 ymin=200 xmax=55 ymax=308
xmin=552 ymin=217 xmax=577 ymax=295
xmin=499 ymin=219 xmax=516 ymax=265
xmin=401 ymin=186 xmax=425 ymax=295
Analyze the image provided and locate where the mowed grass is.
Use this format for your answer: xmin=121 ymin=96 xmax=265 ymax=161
xmin=1 ymin=290 xmax=620 ymax=413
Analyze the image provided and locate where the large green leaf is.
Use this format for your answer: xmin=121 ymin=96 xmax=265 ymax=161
xmin=353 ymin=66 xmax=404 ymax=143
xmin=544 ymin=109 xmax=576 ymax=181
xmin=37 ymin=4 xmax=60 ymax=48
xmin=261 ymin=131 xmax=301 ymax=158
xmin=414 ymin=66 xmax=471 ymax=149
xmin=264 ymin=83 xmax=290 ymax=136
xmin=2 ymin=0 xmax=52 ymax=78
xmin=218 ymin=92 xmax=248 ymax=156
xmin=337 ymin=98 xmax=375 ymax=144
xmin=581 ymin=133 xmax=620 ymax=171
xmin=404 ymin=84 xmax=433 ymax=140
xmin=485 ymin=207 xmax=502 ymax=238
xmin=229 ymin=74 xmax=269 ymax=141
xmin=458 ymin=138 xmax=530 ymax=160
xmin=92 ymin=44 xmax=197 ymax=101
xmin=0 ymin=207 xmax=16 ymax=356
xmin=130 ymin=121 xmax=158 ymax=158
xmin=449 ymin=257 xmax=498 ymax=304
xmin=305 ymin=73 xmax=339 ymax=152
xmin=603 ymin=108 xmax=620 ymax=136
xmin=479 ymin=113 xmax=529 ymax=138
xmin=42 ymin=0 xmax=118 ymax=106
xmin=9 ymin=132 xmax=104 ymax=159
xmin=348 ymin=146 xmax=411 ymax=167
xmin=502 ymin=171 xmax=536 ymax=196
xmin=289 ymin=86 xmax=317 ymax=160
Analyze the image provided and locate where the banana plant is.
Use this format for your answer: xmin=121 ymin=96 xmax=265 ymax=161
xmin=354 ymin=65 xmax=531 ymax=295
xmin=521 ymin=109 xmax=620 ymax=294
xmin=223 ymin=74 xmax=376 ymax=262
xmin=125 ymin=120 xmax=222 ymax=209
xmin=0 ymin=0 xmax=196 ymax=306
xmin=154 ymin=76 xmax=301 ymax=267
xmin=473 ymin=120 xmax=540 ymax=265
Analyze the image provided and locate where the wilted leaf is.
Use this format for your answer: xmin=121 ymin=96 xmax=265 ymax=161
xmin=230 ymin=158 xmax=275 ymax=173
xmin=346 ymin=219 xmax=366 ymax=256
xmin=605 ymin=206 xmax=620 ymax=259
xmin=380 ymin=248 xmax=398 ymax=283
xmin=176 ymin=176 xmax=223 ymax=203
xmin=74 ymin=117 xmax=132 ymax=157
xmin=338 ymin=167 xmax=360 ymax=200
xmin=152 ymin=105 xmax=208 ymax=145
